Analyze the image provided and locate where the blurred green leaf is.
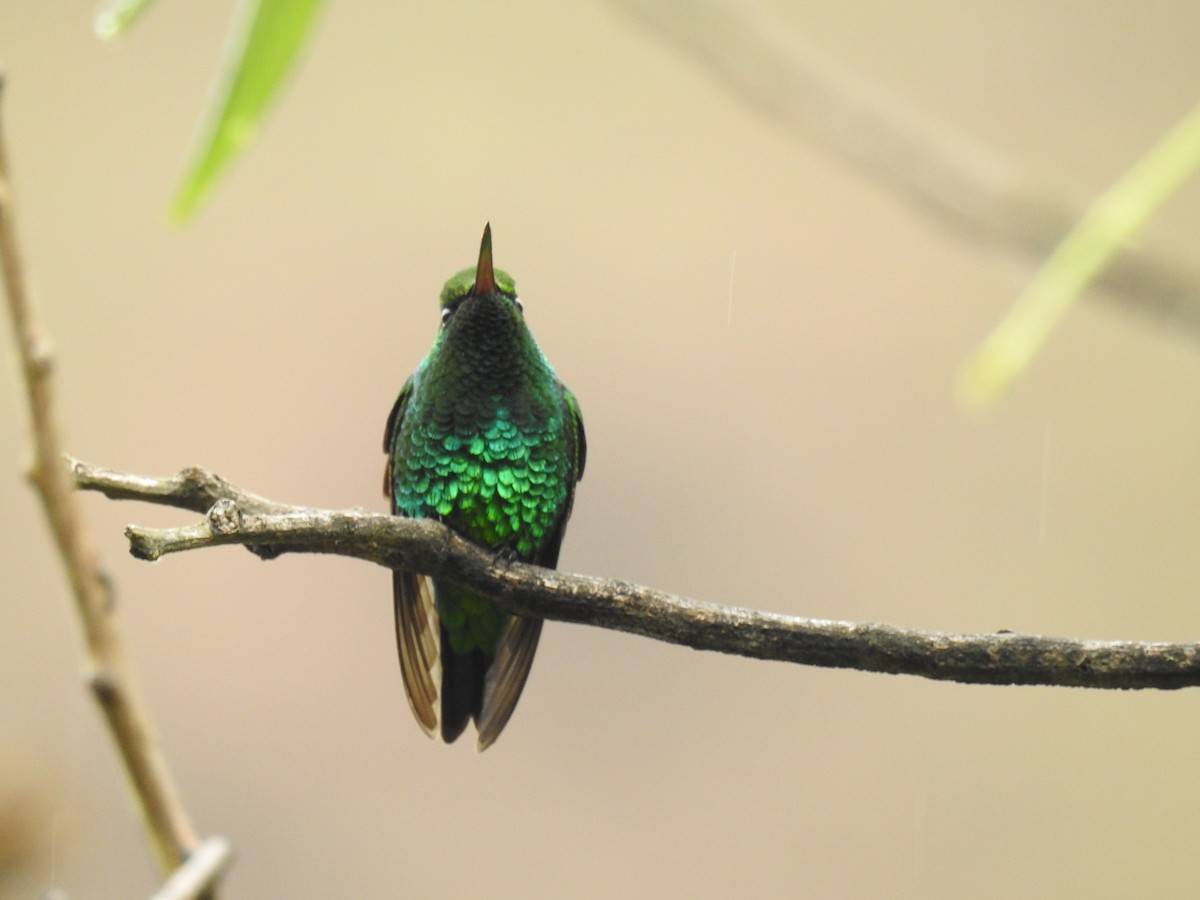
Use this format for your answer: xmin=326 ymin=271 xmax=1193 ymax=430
xmin=94 ymin=0 xmax=164 ymax=39
xmin=958 ymin=100 xmax=1200 ymax=409
xmin=169 ymin=0 xmax=327 ymax=222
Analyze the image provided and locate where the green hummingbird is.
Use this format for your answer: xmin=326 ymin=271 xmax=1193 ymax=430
xmin=383 ymin=224 xmax=586 ymax=750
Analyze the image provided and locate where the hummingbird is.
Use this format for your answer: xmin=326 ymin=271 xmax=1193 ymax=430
xmin=383 ymin=224 xmax=586 ymax=750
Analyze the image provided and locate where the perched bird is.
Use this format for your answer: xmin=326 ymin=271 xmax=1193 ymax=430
xmin=383 ymin=224 xmax=586 ymax=750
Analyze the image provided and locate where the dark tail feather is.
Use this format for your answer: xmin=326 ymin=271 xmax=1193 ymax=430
xmin=439 ymin=628 xmax=486 ymax=744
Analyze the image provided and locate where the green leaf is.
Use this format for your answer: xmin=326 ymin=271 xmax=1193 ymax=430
xmin=169 ymin=0 xmax=327 ymax=223
xmin=957 ymin=100 xmax=1200 ymax=409
xmin=94 ymin=0 xmax=165 ymax=39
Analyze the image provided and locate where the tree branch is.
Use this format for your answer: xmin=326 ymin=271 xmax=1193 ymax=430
xmin=611 ymin=0 xmax=1200 ymax=335
xmin=72 ymin=459 xmax=1200 ymax=691
xmin=0 ymin=75 xmax=222 ymax=893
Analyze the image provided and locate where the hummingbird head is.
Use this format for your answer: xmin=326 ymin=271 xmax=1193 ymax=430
xmin=430 ymin=224 xmax=538 ymax=385
xmin=439 ymin=223 xmax=519 ymax=315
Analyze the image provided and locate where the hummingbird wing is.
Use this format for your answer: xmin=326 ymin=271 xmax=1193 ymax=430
xmin=382 ymin=376 xmax=412 ymax=498
xmin=393 ymin=571 xmax=440 ymax=736
xmin=563 ymin=386 xmax=587 ymax=484
xmin=384 ymin=377 xmax=441 ymax=738
xmin=532 ymin=386 xmax=587 ymax=571
xmin=477 ymin=616 xmax=543 ymax=750
xmin=475 ymin=384 xmax=586 ymax=750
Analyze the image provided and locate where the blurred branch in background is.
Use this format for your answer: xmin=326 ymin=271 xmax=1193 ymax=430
xmin=0 ymin=78 xmax=227 ymax=896
xmin=95 ymin=0 xmax=1200 ymax=392
xmin=0 ymin=770 xmax=47 ymax=893
xmin=611 ymin=0 xmax=1200 ymax=337
xmin=959 ymin=100 xmax=1200 ymax=406
xmin=74 ymin=460 xmax=1200 ymax=691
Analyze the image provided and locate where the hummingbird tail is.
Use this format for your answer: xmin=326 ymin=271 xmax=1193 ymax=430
xmin=439 ymin=615 xmax=542 ymax=750
xmin=439 ymin=634 xmax=484 ymax=744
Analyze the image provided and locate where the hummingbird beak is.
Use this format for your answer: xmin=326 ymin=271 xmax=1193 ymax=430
xmin=473 ymin=223 xmax=497 ymax=295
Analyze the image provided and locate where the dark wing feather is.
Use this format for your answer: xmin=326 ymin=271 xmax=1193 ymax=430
xmin=393 ymin=571 xmax=440 ymax=736
xmin=477 ymin=616 xmax=543 ymax=751
xmin=382 ymin=377 xmax=413 ymax=498
xmin=535 ymin=386 xmax=586 ymax=569
xmin=564 ymin=385 xmax=586 ymax=483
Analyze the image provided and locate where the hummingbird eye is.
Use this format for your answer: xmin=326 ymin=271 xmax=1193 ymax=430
xmin=440 ymin=308 xmax=453 ymax=327
xmin=513 ymin=297 xmax=524 ymax=313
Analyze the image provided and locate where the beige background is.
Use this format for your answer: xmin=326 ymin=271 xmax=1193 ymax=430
xmin=5 ymin=1 xmax=1200 ymax=897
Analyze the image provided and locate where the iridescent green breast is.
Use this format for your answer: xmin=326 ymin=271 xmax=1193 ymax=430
xmin=392 ymin=401 xmax=572 ymax=559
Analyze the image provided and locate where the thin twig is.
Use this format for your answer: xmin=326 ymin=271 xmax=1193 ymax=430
xmin=73 ymin=460 xmax=1200 ymax=691
xmin=0 ymin=76 xmax=210 ymax=885
xmin=148 ymin=836 xmax=234 ymax=900
xmin=610 ymin=0 xmax=1200 ymax=334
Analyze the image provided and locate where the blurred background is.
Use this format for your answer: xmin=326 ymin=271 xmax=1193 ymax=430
xmin=5 ymin=1 xmax=1200 ymax=896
